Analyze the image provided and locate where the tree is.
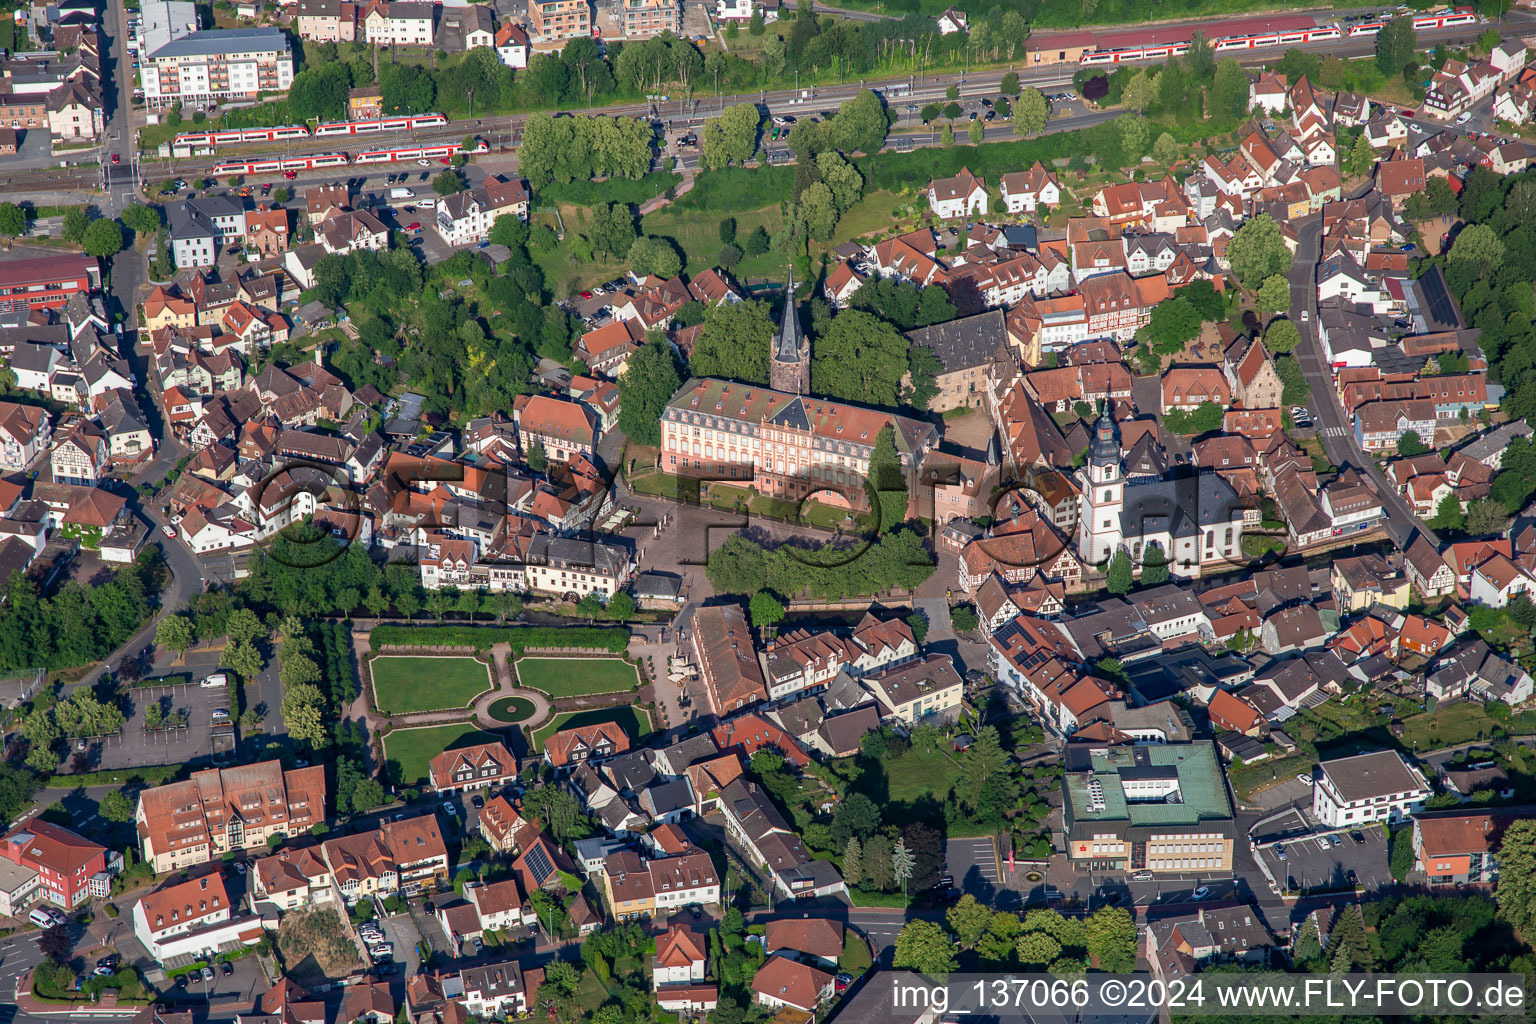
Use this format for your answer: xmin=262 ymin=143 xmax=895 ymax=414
xmin=62 ymin=206 xmax=89 ymax=244
xmin=1398 ymin=430 xmax=1430 ymax=457
xmin=1344 ymin=133 xmax=1376 ymax=177
xmin=811 ymin=310 xmax=910 ymax=407
xmin=1140 ymin=541 xmax=1169 ymax=585
xmin=525 ymin=436 xmax=548 ymax=475
xmin=38 ymin=924 xmax=70 ymax=963
xmin=627 ymin=235 xmax=682 ymax=279
xmin=967 ymin=119 xmax=984 ymax=145
xmin=691 ymin=299 xmax=772 ymax=384
xmin=893 ymin=920 xmax=957 ymax=975
xmin=1141 ymin=296 xmax=1202 ymax=355
xmin=1256 ymin=275 xmax=1291 ymax=314
xmin=1106 ymin=549 xmax=1133 ymax=595
xmin=867 ymin=424 xmax=908 ymax=531
xmin=1014 ymin=88 xmax=1048 ymax=136
xmin=701 ymin=103 xmax=761 ymax=169
xmin=1210 ymin=58 xmax=1250 ymax=123
xmin=1496 ymin=820 xmax=1536 ymax=938
xmin=281 ymin=682 xmax=328 ymax=747
xmin=1085 ymin=907 xmax=1137 ymax=972
xmin=749 ymin=590 xmax=785 ymax=627
xmin=0 ymin=202 xmax=24 ymax=240
xmin=433 ymin=171 xmax=464 ymax=197
xmin=616 ymin=335 xmax=681 ymax=446
xmin=99 ymin=789 xmax=134 ymax=822
xmin=1276 ymin=354 xmax=1310 ymax=406
xmin=842 ymin=836 xmax=863 ymax=887
xmin=155 ymin=615 xmax=194 ymax=656
xmin=81 ymin=218 xmax=123 ymax=259
xmin=1121 ymin=70 xmax=1155 ymax=114
xmin=831 ymin=88 xmax=890 ymax=155
xmin=947 ymin=893 xmax=991 ymax=948
xmin=1465 ymin=498 xmax=1508 ymax=537
xmin=1227 ymin=214 xmax=1292 ymax=288
xmin=1016 ymin=931 xmax=1062 ymax=966
xmin=1265 ymin=317 xmax=1301 ymax=354
xmin=1153 ymin=132 xmax=1181 ymax=166
xmin=906 ymin=612 xmax=928 ymax=645
xmin=607 ymin=591 xmax=636 ymax=623
xmin=940 ymin=123 xmax=955 ymax=147
xmin=830 ymin=792 xmax=881 ymax=848
xmin=1429 ymin=491 xmax=1464 ymax=531
xmin=892 ymin=837 xmax=915 ymax=895
xmin=1376 ymin=17 xmax=1417 ymax=77
xmin=957 ymin=726 xmax=1018 ymax=822
xmin=588 ymin=203 xmax=636 ymax=258
xmin=744 ymin=225 xmax=770 ymax=257
xmin=1448 ymin=222 xmax=1506 ymax=273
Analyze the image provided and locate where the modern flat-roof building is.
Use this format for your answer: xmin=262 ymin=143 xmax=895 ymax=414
xmin=143 ymin=28 xmax=294 ymax=108
xmin=0 ymin=253 xmax=99 ymax=313
xmin=1412 ymin=812 xmax=1509 ymax=886
xmin=1311 ymin=750 xmax=1431 ymax=828
xmin=1061 ymin=741 xmax=1236 ymax=874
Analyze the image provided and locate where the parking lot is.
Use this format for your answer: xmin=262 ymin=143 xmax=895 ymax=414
xmin=1256 ymin=813 xmax=1391 ymax=894
xmin=84 ymin=678 xmax=229 ymax=773
xmin=946 ymin=836 xmax=1001 ymax=898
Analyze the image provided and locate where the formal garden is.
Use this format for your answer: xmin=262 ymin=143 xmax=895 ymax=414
xmin=368 ymin=655 xmax=494 ymax=714
xmin=513 ymin=657 xmax=641 ymax=697
xmin=486 ymin=696 xmax=539 ymax=724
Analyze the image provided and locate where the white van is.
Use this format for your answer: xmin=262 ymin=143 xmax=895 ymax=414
xmin=389 ymin=187 xmax=415 ymax=200
xmin=200 ymin=672 xmax=228 ymax=689
xmin=417 ymin=198 xmax=436 ymax=209
xmin=29 ymin=908 xmax=53 ymax=928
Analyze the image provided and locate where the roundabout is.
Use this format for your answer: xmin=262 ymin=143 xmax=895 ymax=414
xmin=485 ymin=695 xmax=539 ymax=724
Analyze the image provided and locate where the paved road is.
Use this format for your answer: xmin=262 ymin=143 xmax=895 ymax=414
xmin=1288 ymin=198 xmax=1438 ymax=551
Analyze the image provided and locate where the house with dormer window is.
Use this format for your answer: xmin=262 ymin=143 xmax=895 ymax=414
xmin=428 ymin=741 xmax=516 ymax=795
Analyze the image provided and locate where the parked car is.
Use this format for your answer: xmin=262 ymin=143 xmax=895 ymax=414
xmin=162 ymin=524 xmax=176 ymax=538
xmin=1297 ymin=772 xmax=1312 ymax=785
xmin=1350 ymin=830 xmax=1366 ymax=845
xmin=200 ymin=966 xmax=214 ymax=982
xmin=1131 ymin=870 xmax=1154 ymax=881
xmin=1190 ymin=886 xmax=1211 ymax=901
xmin=1275 ymin=844 xmax=1287 ymax=861
xmin=441 ymin=801 xmax=456 ymax=815
xmin=221 ymin=963 xmax=233 ymax=977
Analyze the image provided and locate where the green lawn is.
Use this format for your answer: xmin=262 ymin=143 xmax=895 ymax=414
xmin=514 ymin=657 xmax=639 ymax=697
xmin=641 ymin=202 xmax=783 ymax=278
xmin=383 ymin=723 xmax=507 ymax=785
xmin=844 ymin=742 xmax=965 ymax=804
xmin=486 ymin=696 xmax=538 ymax=724
xmin=530 ymin=707 xmax=651 ymax=753
xmin=370 ymin=656 xmax=493 ymax=714
xmin=1399 ymin=701 xmax=1536 ymax=750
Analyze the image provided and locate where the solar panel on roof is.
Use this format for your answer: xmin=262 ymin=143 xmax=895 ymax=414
xmin=523 ymin=843 xmax=555 ymax=884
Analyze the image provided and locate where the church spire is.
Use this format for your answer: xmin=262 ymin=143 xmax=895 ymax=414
xmin=769 ymin=269 xmax=809 ymax=394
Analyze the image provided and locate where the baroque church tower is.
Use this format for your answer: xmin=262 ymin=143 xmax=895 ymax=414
xmin=769 ymin=270 xmax=810 ymax=395
xmin=1077 ymin=401 xmax=1124 ymax=566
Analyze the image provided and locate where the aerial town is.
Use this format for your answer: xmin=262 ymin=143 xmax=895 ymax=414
xmin=0 ymin=0 xmax=1532 ymax=1019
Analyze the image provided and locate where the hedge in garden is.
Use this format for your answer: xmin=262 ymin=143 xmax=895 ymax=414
xmin=369 ymin=624 xmax=629 ymax=654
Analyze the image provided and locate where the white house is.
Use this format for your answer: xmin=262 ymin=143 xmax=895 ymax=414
xmin=131 ymin=873 xmax=263 ymax=963
xmin=1470 ymin=554 xmax=1536 ymax=609
xmin=999 ymin=162 xmax=1060 ymax=215
xmin=1311 ymin=750 xmax=1431 ymax=828
xmin=458 ymin=961 xmax=527 ymax=1018
xmin=928 ymin=166 xmax=987 ymax=219
xmin=463 ymin=879 xmax=538 ymax=932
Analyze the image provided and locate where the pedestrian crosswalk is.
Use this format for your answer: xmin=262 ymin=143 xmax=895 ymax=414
xmin=1320 ymin=426 xmax=1350 ymax=438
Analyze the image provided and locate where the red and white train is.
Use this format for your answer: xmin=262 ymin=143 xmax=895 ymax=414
xmin=211 ymin=152 xmax=349 ymax=175
xmin=173 ymin=124 xmax=310 ymax=148
xmin=352 ymin=141 xmax=489 ymax=164
xmin=1348 ymin=7 xmax=1477 ymax=35
xmin=313 ymin=113 xmax=450 ymax=136
xmin=1080 ymin=9 xmax=1473 ymax=63
xmin=175 ymin=113 xmax=449 ymax=150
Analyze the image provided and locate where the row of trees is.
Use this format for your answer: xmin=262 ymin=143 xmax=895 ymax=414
xmin=705 ymin=528 xmax=934 ymax=602
xmin=516 ymin=113 xmax=656 ymax=188
xmin=894 ymin=902 xmax=1137 ymax=974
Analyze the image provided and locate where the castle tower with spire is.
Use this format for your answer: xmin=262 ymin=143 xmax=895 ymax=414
xmin=1077 ymin=400 xmax=1124 ymax=566
xmin=769 ymin=269 xmax=809 ymax=395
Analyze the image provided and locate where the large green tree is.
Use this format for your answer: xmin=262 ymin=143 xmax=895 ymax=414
xmin=1226 ymin=214 xmax=1293 ymax=288
xmin=1496 ymin=820 xmax=1536 ymax=938
xmin=1014 ymin=87 xmax=1048 ymax=136
xmin=690 ymin=299 xmax=772 ymax=384
xmin=701 ymin=103 xmax=761 ymax=169
xmin=617 ymin=336 xmax=681 ymax=447
xmin=810 ymin=309 xmax=910 ymax=406
xmin=1085 ymin=907 xmax=1137 ymax=972
xmin=1375 ymin=17 xmax=1417 ymax=77
xmin=866 ymin=425 xmax=908 ymax=531
xmin=81 ymin=218 xmax=123 ymax=259
xmin=893 ymin=920 xmax=958 ymax=975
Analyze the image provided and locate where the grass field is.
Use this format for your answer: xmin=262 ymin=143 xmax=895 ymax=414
xmin=371 ymin=656 xmax=492 ymax=714
xmin=514 ymin=657 xmax=639 ymax=697
xmin=383 ymin=723 xmax=507 ymax=785
xmin=530 ymin=707 xmax=651 ymax=752
xmin=641 ymin=203 xmax=784 ymax=279
xmin=486 ymin=696 xmax=538 ymax=724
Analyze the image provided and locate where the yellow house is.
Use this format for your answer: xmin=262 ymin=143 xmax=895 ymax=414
xmin=861 ymin=653 xmax=964 ymax=725
xmin=143 ymin=285 xmax=196 ymax=333
xmin=1332 ymin=553 xmax=1410 ymax=613
xmin=601 ymin=850 xmax=656 ymax=921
